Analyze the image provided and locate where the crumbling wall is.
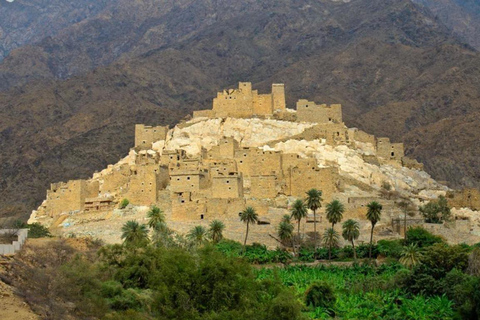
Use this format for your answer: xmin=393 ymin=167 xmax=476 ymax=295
xmin=376 ymin=138 xmax=404 ymax=162
xmin=296 ymin=100 xmax=343 ymax=124
xmin=212 ymin=174 xmax=244 ymax=199
xmin=207 ymin=137 xmax=239 ymax=159
xmin=447 ymin=189 xmax=480 ymax=210
xmin=250 ymin=175 xmax=278 ymax=199
xmin=286 ymin=164 xmax=337 ymax=200
xmin=235 ymin=148 xmax=282 ymax=176
xmin=45 ymin=179 xmax=98 ymax=217
xmin=135 ymin=124 xmax=168 ymax=149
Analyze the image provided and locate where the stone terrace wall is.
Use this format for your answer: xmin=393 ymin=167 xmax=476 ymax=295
xmin=0 ymin=229 xmax=28 ymax=255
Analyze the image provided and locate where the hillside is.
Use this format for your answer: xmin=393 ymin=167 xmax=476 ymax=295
xmin=413 ymin=0 xmax=480 ymax=50
xmin=1 ymin=0 xmax=480 ymax=219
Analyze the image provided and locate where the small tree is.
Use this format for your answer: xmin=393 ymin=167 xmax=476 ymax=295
xmin=119 ymin=198 xmax=130 ymax=209
xmin=322 ymin=228 xmax=339 ymax=260
xmin=121 ymin=220 xmax=149 ymax=246
xmin=326 ymin=200 xmax=344 ymax=229
xmin=208 ymin=220 xmax=225 ymax=244
xmin=240 ymin=207 xmax=258 ymax=247
xmin=366 ymin=201 xmax=382 ymax=259
xmin=420 ymin=196 xmax=451 ymax=223
xmin=305 ymin=189 xmax=323 ymax=254
xmin=342 ymin=219 xmax=360 ymax=261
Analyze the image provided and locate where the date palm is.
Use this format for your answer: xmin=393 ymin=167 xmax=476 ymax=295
xmin=326 ymin=200 xmax=345 ymax=229
xmin=399 ymin=244 xmax=423 ymax=269
xmin=342 ymin=219 xmax=360 ymax=261
xmin=147 ymin=205 xmax=165 ymax=231
xmin=240 ymin=207 xmax=258 ymax=247
xmin=278 ymin=219 xmax=295 ymax=254
xmin=208 ymin=220 xmax=225 ymax=244
xmin=322 ymin=227 xmax=339 ymax=260
xmin=366 ymin=201 xmax=382 ymax=259
xmin=187 ymin=225 xmax=208 ymax=245
xmin=291 ymin=199 xmax=308 ymax=242
xmin=306 ymin=189 xmax=323 ymax=253
xmin=121 ymin=220 xmax=149 ymax=245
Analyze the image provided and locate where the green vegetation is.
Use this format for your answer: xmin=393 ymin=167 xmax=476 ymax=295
xmin=240 ymin=207 xmax=258 ymax=247
xmin=305 ymin=189 xmax=322 ymax=254
xmin=366 ymin=201 xmax=382 ymax=259
xmin=119 ymin=198 xmax=130 ymax=209
xmin=420 ymin=195 xmax=451 ymax=223
xmin=11 ymin=220 xmax=52 ymax=238
xmin=9 ymin=205 xmax=480 ymax=319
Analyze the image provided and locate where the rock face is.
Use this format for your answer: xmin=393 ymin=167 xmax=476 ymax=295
xmin=31 ymin=83 xmax=470 ymax=247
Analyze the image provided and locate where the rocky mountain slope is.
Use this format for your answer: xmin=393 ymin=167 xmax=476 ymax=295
xmin=0 ymin=0 xmax=108 ymax=62
xmin=1 ymin=0 xmax=480 ymax=219
xmin=413 ymin=0 xmax=480 ymax=50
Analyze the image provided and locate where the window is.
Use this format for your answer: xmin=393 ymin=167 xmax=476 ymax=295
xmin=391 ymin=152 xmax=395 ymax=157
xmin=226 ymin=180 xmax=230 ymax=184
xmin=187 ymin=177 xmax=190 ymax=180
xmin=200 ymin=214 xmax=204 ymax=220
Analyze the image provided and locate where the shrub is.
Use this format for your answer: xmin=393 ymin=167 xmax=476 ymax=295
xmin=119 ymin=199 xmax=130 ymax=209
xmin=304 ymin=281 xmax=336 ymax=311
xmin=377 ymin=239 xmax=403 ymax=258
xmin=27 ymin=223 xmax=52 ymax=238
xmin=419 ymin=196 xmax=451 ymax=223
xmin=405 ymin=226 xmax=444 ymax=248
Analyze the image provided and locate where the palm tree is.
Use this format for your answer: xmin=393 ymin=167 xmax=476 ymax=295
xmin=121 ymin=220 xmax=149 ymax=245
xmin=147 ymin=205 xmax=165 ymax=231
xmin=291 ymin=199 xmax=308 ymax=238
xmin=281 ymin=214 xmax=292 ymax=224
xmin=187 ymin=225 xmax=208 ymax=245
xmin=399 ymin=244 xmax=423 ymax=269
xmin=240 ymin=207 xmax=258 ymax=247
xmin=278 ymin=219 xmax=295 ymax=254
xmin=208 ymin=220 xmax=225 ymax=243
xmin=342 ymin=219 xmax=360 ymax=261
xmin=366 ymin=201 xmax=382 ymax=259
xmin=306 ymin=189 xmax=323 ymax=252
xmin=322 ymin=228 xmax=339 ymax=260
xmin=326 ymin=200 xmax=345 ymax=229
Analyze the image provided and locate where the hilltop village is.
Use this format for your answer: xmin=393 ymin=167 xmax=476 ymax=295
xmin=29 ymin=83 xmax=480 ymax=245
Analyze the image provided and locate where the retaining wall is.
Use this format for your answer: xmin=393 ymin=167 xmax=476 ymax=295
xmin=0 ymin=229 xmax=28 ymax=255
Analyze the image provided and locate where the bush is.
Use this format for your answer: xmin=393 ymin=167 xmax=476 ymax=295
xmin=27 ymin=223 xmax=52 ymax=238
xmin=304 ymin=281 xmax=336 ymax=311
xmin=419 ymin=196 xmax=451 ymax=223
xmin=377 ymin=239 xmax=403 ymax=258
xmin=119 ymin=199 xmax=130 ymax=209
xmin=405 ymin=226 xmax=444 ymax=248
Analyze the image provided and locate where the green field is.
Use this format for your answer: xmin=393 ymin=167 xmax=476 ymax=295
xmin=257 ymin=264 xmax=455 ymax=319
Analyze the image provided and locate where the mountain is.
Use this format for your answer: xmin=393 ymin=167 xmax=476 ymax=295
xmin=0 ymin=0 xmax=108 ymax=61
xmin=1 ymin=0 xmax=480 ymax=220
xmin=413 ymin=0 xmax=480 ymax=50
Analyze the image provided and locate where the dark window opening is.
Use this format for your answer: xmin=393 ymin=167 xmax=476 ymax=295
xmin=200 ymin=214 xmax=204 ymax=220
xmin=391 ymin=152 xmax=395 ymax=157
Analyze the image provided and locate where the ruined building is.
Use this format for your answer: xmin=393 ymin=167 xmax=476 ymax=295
xmin=31 ymin=82 xmax=428 ymax=228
